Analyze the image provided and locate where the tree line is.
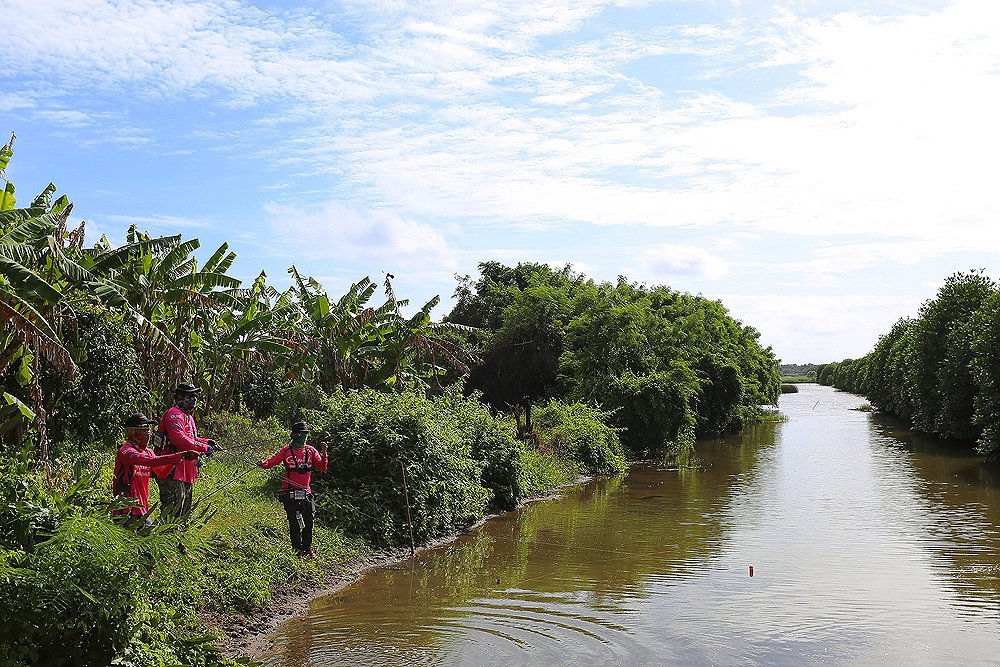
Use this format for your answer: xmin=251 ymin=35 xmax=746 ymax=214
xmin=817 ymin=270 xmax=1000 ymax=457
xmin=449 ymin=261 xmax=780 ymax=454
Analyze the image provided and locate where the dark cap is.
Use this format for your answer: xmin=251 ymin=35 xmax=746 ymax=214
xmin=174 ymin=382 xmax=201 ymax=395
xmin=291 ymin=421 xmax=310 ymax=433
xmin=123 ymin=413 xmax=157 ymax=428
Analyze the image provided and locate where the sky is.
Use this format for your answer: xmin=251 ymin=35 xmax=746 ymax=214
xmin=3 ymin=0 xmax=999 ymax=364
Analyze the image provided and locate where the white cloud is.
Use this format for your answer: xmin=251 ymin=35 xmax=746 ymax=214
xmin=721 ymin=292 xmax=925 ymax=363
xmin=9 ymin=0 xmax=997 ymax=260
xmin=639 ymin=243 xmax=728 ymax=280
xmin=0 ymin=93 xmax=35 ymax=112
xmin=264 ymin=201 xmax=457 ymax=272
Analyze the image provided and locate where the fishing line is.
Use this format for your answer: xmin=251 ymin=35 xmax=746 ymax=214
xmin=485 ymin=533 xmax=646 ymax=558
xmin=199 ymin=441 xmax=397 ymax=527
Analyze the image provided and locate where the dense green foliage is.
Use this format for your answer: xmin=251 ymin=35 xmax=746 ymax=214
xmin=449 ymin=262 xmax=780 ymax=455
xmin=531 ymin=400 xmax=626 ymax=475
xmin=819 ymin=271 xmax=1000 ymax=457
xmin=307 ymin=388 xmax=494 ymax=547
xmin=306 ymin=388 xmax=626 ymax=547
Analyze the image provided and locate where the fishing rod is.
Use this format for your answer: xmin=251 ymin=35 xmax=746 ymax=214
xmin=168 ymin=432 xmax=423 ymax=548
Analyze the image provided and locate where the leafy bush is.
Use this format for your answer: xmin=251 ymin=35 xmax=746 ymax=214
xmin=273 ymin=380 xmax=327 ymax=425
xmin=532 ymin=400 xmax=627 ymax=474
xmin=693 ymin=355 xmax=744 ymax=437
xmin=435 ymin=389 xmax=525 ymax=512
xmin=519 ymin=443 xmax=580 ymax=497
xmin=41 ymin=306 xmax=152 ymax=453
xmin=306 ymin=388 xmax=494 ymax=547
xmin=603 ymin=368 xmax=696 ymax=456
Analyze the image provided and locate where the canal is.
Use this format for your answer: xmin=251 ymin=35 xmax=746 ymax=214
xmin=264 ymin=383 xmax=1000 ymax=666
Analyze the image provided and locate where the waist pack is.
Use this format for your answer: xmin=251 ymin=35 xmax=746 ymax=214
xmin=279 ymin=489 xmax=309 ymax=501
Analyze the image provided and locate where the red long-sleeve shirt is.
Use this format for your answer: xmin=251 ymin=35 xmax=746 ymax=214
xmin=112 ymin=443 xmax=185 ymax=516
xmin=260 ymin=444 xmax=328 ymax=493
xmin=153 ymin=406 xmax=211 ymax=483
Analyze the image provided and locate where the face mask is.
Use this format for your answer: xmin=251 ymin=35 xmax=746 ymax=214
xmin=126 ymin=427 xmax=150 ymax=447
xmin=291 ymin=432 xmax=308 ymax=448
xmin=177 ymin=395 xmax=197 ymax=414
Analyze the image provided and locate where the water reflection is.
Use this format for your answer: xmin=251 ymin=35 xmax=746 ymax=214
xmin=264 ymin=384 xmax=1000 ymax=666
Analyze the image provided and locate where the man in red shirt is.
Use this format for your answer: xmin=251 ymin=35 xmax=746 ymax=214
xmin=153 ymin=383 xmax=217 ymax=518
xmin=113 ymin=413 xmax=197 ymax=526
xmin=259 ymin=421 xmax=328 ymax=557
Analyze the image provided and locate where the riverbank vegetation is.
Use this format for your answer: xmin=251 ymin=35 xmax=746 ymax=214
xmin=0 ymin=138 xmax=778 ymax=665
xmin=818 ymin=270 xmax=1000 ymax=458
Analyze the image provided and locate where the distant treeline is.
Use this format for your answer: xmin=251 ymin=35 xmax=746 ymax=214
xmin=779 ymin=363 xmax=819 ymax=379
xmin=817 ymin=271 xmax=1000 ymax=457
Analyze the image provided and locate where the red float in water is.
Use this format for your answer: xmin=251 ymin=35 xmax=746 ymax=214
xmin=748 ymin=565 xmax=754 ymax=577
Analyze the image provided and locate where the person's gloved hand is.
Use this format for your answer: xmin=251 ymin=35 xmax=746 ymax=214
xmin=205 ymin=445 xmax=214 ymax=457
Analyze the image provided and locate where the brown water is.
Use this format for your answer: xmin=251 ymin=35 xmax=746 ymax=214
xmin=263 ymin=384 xmax=1000 ymax=666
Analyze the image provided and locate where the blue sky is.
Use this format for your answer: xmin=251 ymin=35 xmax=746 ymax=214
xmin=4 ymin=0 xmax=998 ymax=363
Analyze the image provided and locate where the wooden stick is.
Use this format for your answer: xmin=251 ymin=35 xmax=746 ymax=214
xmin=400 ymin=461 xmax=416 ymax=557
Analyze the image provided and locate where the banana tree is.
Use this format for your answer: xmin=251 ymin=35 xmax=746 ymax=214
xmin=286 ymin=267 xmax=475 ymax=393
xmin=0 ymin=135 xmax=81 ymax=457
xmin=190 ymin=271 xmax=296 ymax=413
xmin=82 ymin=226 xmax=241 ymax=398
xmin=285 ymin=267 xmax=384 ymax=392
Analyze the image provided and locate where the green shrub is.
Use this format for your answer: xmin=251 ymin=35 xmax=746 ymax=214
xmin=306 ymin=388 xmax=493 ymax=547
xmin=693 ymin=356 xmax=743 ymax=437
xmin=604 ymin=369 xmax=696 ymax=456
xmin=519 ymin=444 xmax=580 ymax=497
xmin=274 ymin=380 xmax=327 ymax=425
xmin=436 ymin=390 xmax=525 ymax=512
xmin=41 ymin=306 xmax=152 ymax=453
xmin=532 ymin=400 xmax=626 ymax=474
